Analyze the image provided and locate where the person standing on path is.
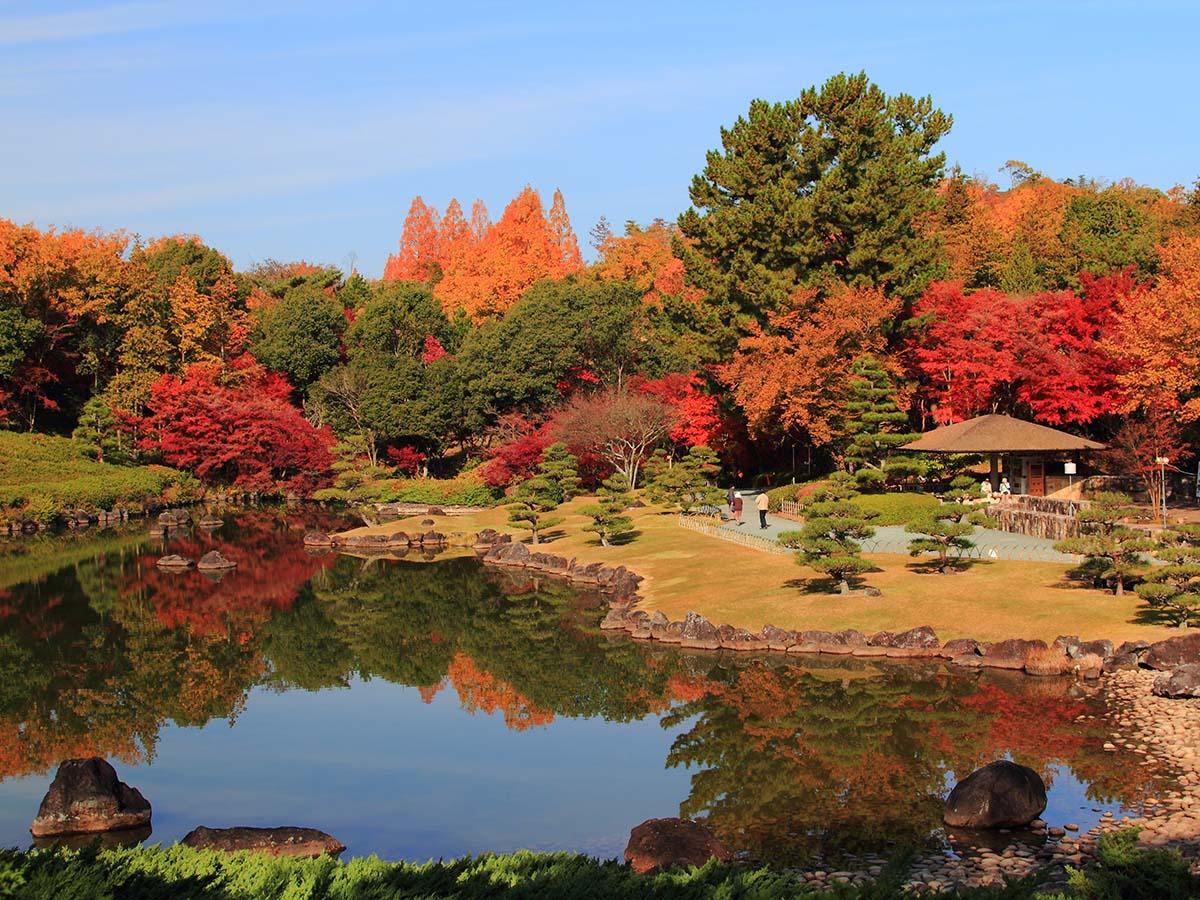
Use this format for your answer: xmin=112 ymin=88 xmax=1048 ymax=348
xmin=733 ymin=491 xmax=744 ymax=526
xmin=726 ymin=484 xmax=735 ymax=514
xmin=756 ymin=491 xmax=769 ymax=529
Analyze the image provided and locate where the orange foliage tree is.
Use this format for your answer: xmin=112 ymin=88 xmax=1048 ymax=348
xmin=1109 ymin=232 xmax=1200 ymax=422
xmin=721 ymin=283 xmax=898 ymax=445
xmin=593 ymin=219 xmax=703 ymax=306
xmin=383 ymin=187 xmax=583 ymax=320
xmin=382 ymin=197 xmax=441 ymax=282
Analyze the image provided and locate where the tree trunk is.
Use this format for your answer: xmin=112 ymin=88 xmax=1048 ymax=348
xmin=1115 ymin=578 xmax=1124 ymax=597
xmin=600 ymin=535 xmax=609 ymax=547
xmin=531 ymin=527 xmax=540 ymax=545
xmin=838 ymin=579 xmax=850 ymax=595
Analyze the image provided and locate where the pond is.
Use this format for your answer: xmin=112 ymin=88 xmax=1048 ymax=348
xmin=0 ymin=509 xmax=1165 ymax=865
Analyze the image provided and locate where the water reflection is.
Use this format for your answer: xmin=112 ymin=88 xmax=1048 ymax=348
xmin=0 ymin=510 xmax=1161 ymax=861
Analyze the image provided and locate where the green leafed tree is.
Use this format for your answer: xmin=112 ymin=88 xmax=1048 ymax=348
xmin=842 ymin=355 xmax=917 ymax=491
xmin=644 ymin=445 xmax=724 ymax=513
xmin=905 ymin=475 xmax=980 ymax=573
xmin=1136 ymin=524 xmax=1200 ymax=627
xmin=778 ymin=474 xmax=877 ymax=594
xmin=1055 ymin=492 xmax=1154 ymax=596
xmin=580 ymin=473 xmax=635 ymax=547
xmin=251 ymin=285 xmax=347 ymax=392
xmin=678 ymin=71 xmax=951 ymax=322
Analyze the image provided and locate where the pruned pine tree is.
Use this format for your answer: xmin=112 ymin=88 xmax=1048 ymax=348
xmin=580 ymin=473 xmax=635 ymax=547
xmin=645 ymin=445 xmax=724 ymax=513
xmin=843 ymin=355 xmax=916 ymax=492
xmin=506 ymin=475 xmax=563 ymax=545
xmin=778 ymin=474 xmax=877 ymax=595
xmin=1054 ymin=492 xmax=1153 ymax=595
xmin=906 ymin=476 xmax=979 ymax=573
xmin=1136 ymin=524 xmax=1200 ymax=627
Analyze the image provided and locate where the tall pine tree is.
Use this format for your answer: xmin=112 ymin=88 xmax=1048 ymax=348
xmin=679 ymin=71 xmax=951 ymax=322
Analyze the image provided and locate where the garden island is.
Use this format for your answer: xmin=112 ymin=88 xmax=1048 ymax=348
xmin=2 ymin=20 xmax=1200 ymax=900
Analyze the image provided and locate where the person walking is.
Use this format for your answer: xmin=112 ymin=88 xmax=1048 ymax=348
xmin=755 ymin=491 xmax=769 ymax=529
xmin=726 ymin=484 xmax=735 ymax=514
xmin=732 ymin=491 xmax=744 ymax=526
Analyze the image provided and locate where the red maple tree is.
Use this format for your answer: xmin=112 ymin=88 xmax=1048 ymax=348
xmin=137 ymin=356 xmax=335 ymax=492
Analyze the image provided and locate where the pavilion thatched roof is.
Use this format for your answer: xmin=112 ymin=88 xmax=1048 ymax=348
xmin=900 ymin=414 xmax=1106 ymax=454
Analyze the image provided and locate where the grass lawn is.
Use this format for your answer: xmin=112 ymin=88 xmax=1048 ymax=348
xmin=340 ymin=497 xmax=1179 ymax=646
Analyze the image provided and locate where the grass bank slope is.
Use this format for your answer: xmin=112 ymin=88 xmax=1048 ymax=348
xmin=0 ymin=431 xmax=198 ymax=525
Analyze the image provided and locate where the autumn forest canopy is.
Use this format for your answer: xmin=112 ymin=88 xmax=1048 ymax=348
xmin=3 ymin=71 xmax=1199 ymax=500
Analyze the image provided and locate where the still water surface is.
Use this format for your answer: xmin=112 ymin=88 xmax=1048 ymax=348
xmin=0 ymin=509 xmax=1161 ymax=862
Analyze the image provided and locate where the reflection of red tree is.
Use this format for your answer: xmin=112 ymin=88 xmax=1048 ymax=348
xmin=959 ymin=682 xmax=1092 ymax=772
xmin=132 ymin=515 xmax=337 ymax=638
xmin=446 ymin=653 xmax=554 ymax=731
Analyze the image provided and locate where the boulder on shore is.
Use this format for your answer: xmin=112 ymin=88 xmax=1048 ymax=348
xmin=31 ymin=758 xmax=151 ymax=837
xmin=155 ymin=555 xmax=193 ymax=569
xmin=623 ymin=817 xmax=729 ymax=874
xmin=943 ymin=760 xmax=1047 ymax=829
xmin=1153 ymin=664 xmax=1200 ymax=699
xmin=1144 ymin=633 xmax=1200 ymax=671
xmin=181 ymin=825 xmax=345 ymax=858
xmin=679 ymin=612 xmax=720 ymax=650
xmin=196 ymin=551 xmax=237 ymax=570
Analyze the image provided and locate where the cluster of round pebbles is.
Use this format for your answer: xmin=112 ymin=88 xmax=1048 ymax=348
xmin=782 ymin=670 xmax=1200 ymax=893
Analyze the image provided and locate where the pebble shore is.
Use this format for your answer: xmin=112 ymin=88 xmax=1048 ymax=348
xmin=784 ymin=668 xmax=1200 ymax=893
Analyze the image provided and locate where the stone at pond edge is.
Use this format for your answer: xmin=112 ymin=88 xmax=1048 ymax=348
xmin=31 ymin=758 xmax=151 ymax=837
xmin=943 ymin=760 xmax=1047 ymax=829
xmin=181 ymin=825 xmax=345 ymax=858
xmin=196 ymin=550 xmax=237 ymax=570
xmin=1152 ymin=664 xmax=1200 ymax=699
xmin=1144 ymin=633 xmax=1200 ymax=670
xmin=679 ymin=612 xmax=720 ymax=650
xmin=198 ymin=516 xmax=224 ymax=528
xmin=156 ymin=554 xmax=192 ymax=569
xmin=303 ymin=532 xmax=333 ymax=547
xmin=624 ymin=817 xmax=730 ymax=874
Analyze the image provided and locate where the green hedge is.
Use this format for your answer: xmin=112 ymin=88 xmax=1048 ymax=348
xmin=855 ymin=492 xmax=940 ymax=527
xmin=376 ymin=472 xmax=500 ymax=508
xmin=0 ymin=830 xmax=1195 ymax=899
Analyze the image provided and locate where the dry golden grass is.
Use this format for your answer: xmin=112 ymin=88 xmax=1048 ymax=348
xmin=339 ymin=498 xmax=1178 ymax=646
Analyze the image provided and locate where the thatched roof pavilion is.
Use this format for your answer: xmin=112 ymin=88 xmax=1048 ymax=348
xmin=900 ymin=414 xmax=1105 ymax=495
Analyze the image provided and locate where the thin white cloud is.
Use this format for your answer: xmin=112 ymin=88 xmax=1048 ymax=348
xmin=0 ymin=1 xmax=236 ymax=45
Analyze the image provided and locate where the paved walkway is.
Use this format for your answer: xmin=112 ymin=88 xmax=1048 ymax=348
xmin=721 ymin=490 xmax=1078 ymax=563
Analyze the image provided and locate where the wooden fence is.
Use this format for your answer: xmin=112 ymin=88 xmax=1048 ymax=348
xmin=779 ymin=500 xmax=802 ymax=517
xmin=677 ymin=514 xmax=791 ymax=554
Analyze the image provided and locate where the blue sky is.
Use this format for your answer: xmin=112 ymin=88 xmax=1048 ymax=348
xmin=2 ymin=1 xmax=1197 ymax=276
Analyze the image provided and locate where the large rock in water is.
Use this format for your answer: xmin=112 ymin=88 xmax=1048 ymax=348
xmin=196 ymin=550 xmax=237 ymax=570
xmin=1153 ymin=664 xmax=1200 ymax=699
xmin=943 ymin=760 xmax=1047 ymax=829
xmin=181 ymin=825 xmax=345 ymax=857
xmin=31 ymin=758 xmax=151 ymax=837
xmin=1144 ymin=633 xmax=1200 ymax=670
xmin=623 ymin=817 xmax=729 ymax=873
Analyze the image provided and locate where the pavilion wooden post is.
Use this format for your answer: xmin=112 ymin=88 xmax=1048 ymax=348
xmin=989 ymin=453 xmax=999 ymax=493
